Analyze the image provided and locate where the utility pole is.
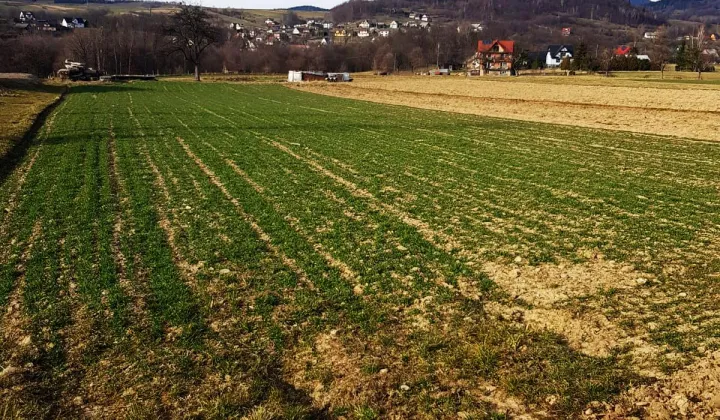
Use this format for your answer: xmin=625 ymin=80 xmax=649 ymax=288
xmin=436 ymin=42 xmax=440 ymax=69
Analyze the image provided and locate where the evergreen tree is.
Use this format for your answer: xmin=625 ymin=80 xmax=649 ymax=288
xmin=675 ymin=41 xmax=686 ymax=70
xmin=573 ymin=42 xmax=589 ymax=70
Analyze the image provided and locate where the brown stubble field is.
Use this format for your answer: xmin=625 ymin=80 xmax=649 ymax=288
xmin=290 ymin=75 xmax=720 ymax=142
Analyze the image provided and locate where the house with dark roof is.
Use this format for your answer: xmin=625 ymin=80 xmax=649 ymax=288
xmin=476 ymin=40 xmax=515 ymax=76
xmin=546 ymin=44 xmax=574 ymax=67
xmin=19 ymin=11 xmax=36 ymax=22
xmin=61 ymin=17 xmax=87 ymax=28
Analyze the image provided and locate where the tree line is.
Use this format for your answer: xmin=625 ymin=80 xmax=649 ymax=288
xmin=0 ymin=5 xmax=484 ymax=78
xmin=0 ymin=4 xmax=714 ymax=79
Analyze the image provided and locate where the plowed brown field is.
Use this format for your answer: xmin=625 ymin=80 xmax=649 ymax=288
xmin=290 ymin=76 xmax=720 ymax=141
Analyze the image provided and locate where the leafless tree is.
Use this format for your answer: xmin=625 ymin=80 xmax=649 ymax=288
xmin=409 ymin=47 xmax=425 ymax=73
xmin=651 ymin=26 xmax=671 ymax=79
xmin=164 ymin=4 xmax=218 ymax=81
xmin=696 ymin=25 xmax=707 ymax=80
xmin=600 ymin=48 xmax=613 ymax=77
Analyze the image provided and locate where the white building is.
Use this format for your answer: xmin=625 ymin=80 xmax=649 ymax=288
xmin=545 ymin=44 xmax=574 ymax=67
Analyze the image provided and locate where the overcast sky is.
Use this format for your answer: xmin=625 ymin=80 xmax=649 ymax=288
xmin=205 ymin=0 xmax=343 ymax=9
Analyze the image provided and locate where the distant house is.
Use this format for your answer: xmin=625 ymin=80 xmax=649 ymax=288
xmin=470 ymin=23 xmax=484 ymax=32
xmin=61 ymin=17 xmax=86 ymax=28
xmin=358 ymin=20 xmax=370 ymax=29
xmin=546 ymin=44 xmax=574 ymax=67
xmin=636 ymin=54 xmax=651 ymax=61
xmin=379 ymin=29 xmax=390 ymax=37
xmin=323 ymin=22 xmax=333 ymax=29
xmin=615 ymin=45 xmax=632 ymax=56
xmin=389 ymin=20 xmax=399 ymax=29
xmin=476 ymin=39 xmax=515 ymax=76
xmin=408 ymin=12 xmax=416 ymax=19
xmin=37 ymin=20 xmax=57 ymax=32
xmin=421 ymin=14 xmax=430 ymax=22
xmin=644 ymin=31 xmax=657 ymax=39
xmin=19 ymin=11 xmax=35 ymax=22
xmin=292 ymin=27 xmax=301 ymax=35
xmin=334 ymin=29 xmax=347 ymax=38
xmin=561 ymin=27 xmax=572 ymax=36
xmin=358 ymin=29 xmax=370 ymax=37
xmin=265 ymin=18 xmax=277 ymax=26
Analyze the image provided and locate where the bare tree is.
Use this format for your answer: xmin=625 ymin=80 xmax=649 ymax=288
xmin=696 ymin=25 xmax=707 ymax=80
xmin=409 ymin=47 xmax=425 ymax=73
xmin=651 ymin=26 xmax=671 ymax=79
xmin=600 ymin=48 xmax=613 ymax=77
xmin=164 ymin=4 xmax=218 ymax=81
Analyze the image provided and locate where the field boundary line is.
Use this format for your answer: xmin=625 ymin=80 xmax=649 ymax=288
xmin=287 ymin=85 xmax=720 ymax=144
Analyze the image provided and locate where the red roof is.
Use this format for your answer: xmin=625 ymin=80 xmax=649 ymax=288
xmin=615 ymin=45 xmax=632 ymax=56
xmin=477 ymin=40 xmax=515 ymax=54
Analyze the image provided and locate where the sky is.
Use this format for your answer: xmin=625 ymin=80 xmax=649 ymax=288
xmin=204 ymin=0 xmax=343 ymax=9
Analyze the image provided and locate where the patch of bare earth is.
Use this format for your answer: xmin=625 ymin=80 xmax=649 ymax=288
xmin=603 ymin=351 xmax=720 ymax=419
xmin=289 ymin=81 xmax=720 ymax=142
xmin=480 ymin=253 xmax=667 ymax=368
xmin=0 ymin=221 xmax=42 ymax=403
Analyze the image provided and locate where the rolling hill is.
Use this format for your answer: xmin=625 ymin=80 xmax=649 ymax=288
xmin=331 ymin=0 xmax=662 ymax=27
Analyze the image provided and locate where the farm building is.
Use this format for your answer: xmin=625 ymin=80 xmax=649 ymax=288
xmin=288 ymin=71 xmax=352 ymax=82
xmin=476 ymin=40 xmax=515 ymax=76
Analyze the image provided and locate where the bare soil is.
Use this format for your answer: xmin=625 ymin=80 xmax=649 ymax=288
xmin=290 ymin=77 xmax=720 ymax=142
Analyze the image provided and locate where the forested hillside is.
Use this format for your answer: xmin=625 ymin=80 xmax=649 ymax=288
xmin=331 ymin=0 xmax=661 ymax=26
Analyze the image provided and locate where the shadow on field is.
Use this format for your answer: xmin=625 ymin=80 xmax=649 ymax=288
xmin=66 ymin=84 xmax=147 ymax=94
xmin=0 ymin=85 xmax=66 ymax=188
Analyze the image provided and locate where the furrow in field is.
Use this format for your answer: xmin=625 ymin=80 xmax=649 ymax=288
xmin=0 ymin=148 xmax=41 ymax=259
xmin=272 ymin=94 xmax=719 ymax=269
xmin=265 ymin=137 xmax=461 ymax=249
xmin=165 ymin=116 xmax=367 ymax=290
xmin=174 ymin=136 xmax=313 ymax=289
xmin=224 ymin=156 xmax=362 ymax=289
xmin=0 ymin=220 xmax=42 ymax=379
xmin=107 ymin=119 xmax=150 ymax=331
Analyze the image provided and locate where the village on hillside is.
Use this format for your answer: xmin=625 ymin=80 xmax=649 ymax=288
xmin=1 ymin=3 xmax=719 ymax=78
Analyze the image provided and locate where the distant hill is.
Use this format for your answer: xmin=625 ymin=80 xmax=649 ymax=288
xmin=640 ymin=0 xmax=720 ymax=23
xmin=288 ymin=5 xmax=329 ymax=12
xmin=331 ymin=0 xmax=662 ymax=27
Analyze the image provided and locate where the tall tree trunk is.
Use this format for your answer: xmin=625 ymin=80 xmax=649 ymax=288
xmin=194 ymin=64 xmax=200 ymax=81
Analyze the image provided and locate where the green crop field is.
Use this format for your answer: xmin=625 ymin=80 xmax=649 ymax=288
xmin=1 ymin=82 xmax=719 ymax=418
